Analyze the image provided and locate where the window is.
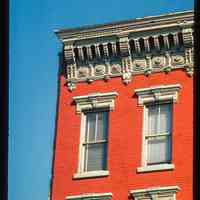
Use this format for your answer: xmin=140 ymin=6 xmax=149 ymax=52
xmin=82 ymin=111 xmax=108 ymax=172
xmin=145 ymin=103 xmax=172 ymax=165
xmin=73 ymin=92 xmax=118 ymax=178
xmin=135 ymin=84 xmax=181 ymax=172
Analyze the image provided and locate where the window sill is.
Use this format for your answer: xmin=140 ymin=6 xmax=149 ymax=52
xmin=73 ymin=170 xmax=109 ymax=179
xmin=137 ymin=163 xmax=175 ymax=173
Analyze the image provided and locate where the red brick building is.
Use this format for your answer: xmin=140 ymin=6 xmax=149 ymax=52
xmin=51 ymin=10 xmax=194 ymax=200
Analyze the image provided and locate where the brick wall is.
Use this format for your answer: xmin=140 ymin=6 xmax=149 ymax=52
xmin=51 ymin=70 xmax=193 ymax=200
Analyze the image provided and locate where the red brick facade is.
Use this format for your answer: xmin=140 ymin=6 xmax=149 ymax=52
xmin=51 ymin=11 xmax=194 ymax=200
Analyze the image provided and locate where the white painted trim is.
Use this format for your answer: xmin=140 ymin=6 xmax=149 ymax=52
xmin=135 ymin=84 xmax=181 ymax=106
xmin=77 ymin=113 xmax=86 ymax=173
xmin=73 ymin=170 xmax=109 ymax=179
xmin=137 ymin=163 xmax=175 ymax=173
xmin=73 ymin=92 xmax=118 ymax=114
xmin=73 ymin=92 xmax=118 ymax=101
xmin=130 ymin=186 xmax=180 ymax=197
xmin=66 ymin=192 xmax=112 ymax=200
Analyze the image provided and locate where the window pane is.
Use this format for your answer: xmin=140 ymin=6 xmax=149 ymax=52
xmin=86 ymin=143 xmax=107 ymax=171
xmin=148 ymin=106 xmax=158 ymax=134
xmin=160 ymin=104 xmax=172 ymax=134
xmin=147 ymin=136 xmax=171 ymax=164
xmin=97 ymin=112 xmax=108 ymax=141
xmin=86 ymin=113 xmax=96 ymax=142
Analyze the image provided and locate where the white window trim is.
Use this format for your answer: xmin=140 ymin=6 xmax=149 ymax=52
xmin=66 ymin=192 xmax=112 ymax=200
xmin=135 ymin=84 xmax=181 ymax=173
xmin=73 ymin=170 xmax=109 ymax=179
xmin=73 ymin=92 xmax=118 ymax=178
xmin=135 ymin=84 xmax=181 ymax=106
xmin=137 ymin=163 xmax=175 ymax=173
xmin=73 ymin=92 xmax=118 ymax=114
xmin=130 ymin=186 xmax=180 ymax=200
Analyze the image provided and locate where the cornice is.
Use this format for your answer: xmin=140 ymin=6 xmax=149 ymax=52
xmin=55 ymin=11 xmax=194 ymax=91
xmin=55 ymin=10 xmax=193 ymax=43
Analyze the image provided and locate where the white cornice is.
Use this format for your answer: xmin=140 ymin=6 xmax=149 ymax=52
xmin=55 ymin=11 xmax=193 ymax=43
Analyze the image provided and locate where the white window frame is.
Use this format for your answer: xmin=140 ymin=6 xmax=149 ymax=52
xmin=142 ymin=102 xmax=172 ymax=166
xmin=130 ymin=186 xmax=180 ymax=200
xmin=66 ymin=193 xmax=113 ymax=200
xmin=73 ymin=92 xmax=118 ymax=179
xmin=135 ymin=84 xmax=181 ymax=173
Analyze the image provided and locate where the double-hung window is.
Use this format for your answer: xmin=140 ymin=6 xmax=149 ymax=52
xmin=83 ymin=111 xmax=108 ymax=172
xmin=73 ymin=92 xmax=118 ymax=178
xmin=135 ymin=84 xmax=181 ymax=172
xmin=145 ymin=103 xmax=172 ymax=165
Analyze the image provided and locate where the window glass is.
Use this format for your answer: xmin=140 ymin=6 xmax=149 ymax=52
xmin=83 ymin=111 xmax=108 ymax=171
xmin=147 ymin=136 xmax=171 ymax=164
xmin=86 ymin=143 xmax=107 ymax=171
xmin=146 ymin=103 xmax=172 ymax=165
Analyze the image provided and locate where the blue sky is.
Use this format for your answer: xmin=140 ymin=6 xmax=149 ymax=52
xmin=9 ymin=1 xmax=193 ymax=200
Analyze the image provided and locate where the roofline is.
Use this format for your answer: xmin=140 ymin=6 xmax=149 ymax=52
xmin=55 ymin=10 xmax=194 ymax=42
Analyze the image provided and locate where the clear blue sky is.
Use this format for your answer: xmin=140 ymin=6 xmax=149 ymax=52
xmin=9 ymin=1 xmax=193 ymax=200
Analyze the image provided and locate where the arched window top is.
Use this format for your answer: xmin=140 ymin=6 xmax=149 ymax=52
xmin=99 ymin=44 xmax=104 ymax=58
xmin=139 ymin=38 xmax=145 ymax=52
xmin=158 ymin=35 xmax=164 ymax=49
xmin=116 ymin=42 xmax=120 ymax=56
xmin=82 ymin=46 xmax=88 ymax=60
xmin=74 ymin=47 xmax=79 ymax=61
xmin=107 ymin=43 xmax=113 ymax=57
xmin=129 ymin=40 xmax=136 ymax=54
xmin=91 ymin=45 xmax=96 ymax=59
xmin=178 ymin=32 xmax=183 ymax=47
xmin=168 ymin=34 xmax=174 ymax=48
xmin=148 ymin=36 xmax=155 ymax=50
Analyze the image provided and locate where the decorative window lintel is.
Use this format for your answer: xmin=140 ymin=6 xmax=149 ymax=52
xmin=73 ymin=92 xmax=118 ymax=114
xmin=135 ymin=84 xmax=181 ymax=106
xmin=66 ymin=193 xmax=112 ymax=200
xmin=130 ymin=186 xmax=180 ymax=200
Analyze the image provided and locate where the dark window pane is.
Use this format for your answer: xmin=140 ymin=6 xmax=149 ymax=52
xmin=147 ymin=136 xmax=171 ymax=164
xmin=97 ymin=112 xmax=108 ymax=140
xmin=86 ymin=113 xmax=96 ymax=142
xmin=86 ymin=143 xmax=107 ymax=171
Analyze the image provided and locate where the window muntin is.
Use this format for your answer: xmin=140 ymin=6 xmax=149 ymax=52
xmin=82 ymin=111 xmax=108 ymax=172
xmin=145 ymin=103 xmax=172 ymax=165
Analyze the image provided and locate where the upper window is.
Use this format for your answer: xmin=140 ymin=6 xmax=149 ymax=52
xmin=145 ymin=103 xmax=172 ymax=165
xmin=73 ymin=92 xmax=118 ymax=178
xmin=135 ymin=84 xmax=181 ymax=173
xmin=83 ymin=111 xmax=108 ymax=172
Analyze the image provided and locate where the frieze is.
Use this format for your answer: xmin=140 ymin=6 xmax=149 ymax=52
xmin=111 ymin=63 xmax=121 ymax=74
xmin=171 ymin=54 xmax=185 ymax=66
xmin=132 ymin=59 xmax=146 ymax=71
xmin=66 ymin=49 xmax=193 ymax=91
xmin=94 ymin=65 xmax=106 ymax=76
xmin=151 ymin=56 xmax=165 ymax=68
xmin=77 ymin=67 xmax=89 ymax=78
